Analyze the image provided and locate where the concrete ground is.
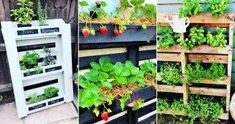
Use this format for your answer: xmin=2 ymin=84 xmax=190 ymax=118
xmin=0 ymin=102 xmax=78 ymax=124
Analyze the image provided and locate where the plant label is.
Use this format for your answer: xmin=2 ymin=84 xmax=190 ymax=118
xmin=45 ymin=66 xmax=62 ymax=73
xmin=17 ymin=29 xmax=39 ymax=35
xmin=48 ymin=98 xmax=64 ymax=105
xmin=28 ymin=103 xmax=46 ymax=111
xmin=41 ymin=27 xmax=59 ymax=34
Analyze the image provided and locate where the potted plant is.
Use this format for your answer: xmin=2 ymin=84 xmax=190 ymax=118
xmin=37 ymin=0 xmax=48 ymax=26
xmin=20 ymin=51 xmax=40 ymax=69
xmin=10 ymin=0 xmax=35 ymax=27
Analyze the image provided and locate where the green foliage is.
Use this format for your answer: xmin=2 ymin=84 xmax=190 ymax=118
xmin=20 ymin=51 xmax=40 ymax=69
xmin=157 ymin=96 xmax=225 ymax=124
xmin=157 ymin=99 xmax=170 ymax=112
xmin=44 ymin=87 xmax=59 ymax=98
xmin=186 ymin=61 xmax=206 ymax=83
xmin=206 ymin=62 xmax=226 ymax=80
xmin=179 ymin=0 xmax=203 ymax=17
xmin=28 ymin=93 xmax=46 ymax=104
xmin=206 ymin=27 xmax=227 ymax=47
xmin=0 ymin=95 xmax=3 ymax=102
xmin=185 ymin=96 xmax=224 ymax=123
xmin=79 ymin=1 xmax=89 ymax=20
xmin=158 ymin=63 xmax=182 ymax=86
xmin=157 ymin=26 xmax=180 ymax=49
xmin=140 ymin=4 xmax=156 ymax=20
xmin=179 ymin=27 xmax=206 ymax=49
xmin=119 ymin=93 xmax=131 ymax=111
xmin=43 ymin=47 xmax=56 ymax=66
xmin=37 ymin=0 xmax=47 ymax=26
xmin=205 ymin=0 xmax=230 ymax=17
xmin=186 ymin=61 xmax=226 ymax=84
xmin=140 ymin=60 xmax=156 ymax=77
xmin=34 ymin=66 xmax=43 ymax=74
xmin=132 ymin=99 xmax=144 ymax=111
xmin=10 ymin=0 xmax=35 ymax=24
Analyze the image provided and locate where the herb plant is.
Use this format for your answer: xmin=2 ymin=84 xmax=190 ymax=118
xmin=28 ymin=93 xmax=46 ymax=104
xmin=44 ymin=87 xmax=59 ymax=98
xmin=157 ymin=26 xmax=180 ymax=49
xmin=43 ymin=47 xmax=56 ymax=66
xmin=34 ymin=66 xmax=43 ymax=74
xmin=37 ymin=0 xmax=47 ymax=26
xmin=20 ymin=51 xmax=40 ymax=69
xmin=179 ymin=27 xmax=206 ymax=49
xmin=205 ymin=0 xmax=230 ymax=17
xmin=158 ymin=63 xmax=182 ymax=86
xmin=179 ymin=0 xmax=203 ymax=17
xmin=10 ymin=0 xmax=35 ymax=24
xmin=140 ymin=60 xmax=156 ymax=77
xmin=206 ymin=27 xmax=227 ymax=47
xmin=186 ymin=61 xmax=226 ymax=84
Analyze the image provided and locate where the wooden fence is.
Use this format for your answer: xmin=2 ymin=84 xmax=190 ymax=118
xmin=0 ymin=0 xmax=78 ymax=104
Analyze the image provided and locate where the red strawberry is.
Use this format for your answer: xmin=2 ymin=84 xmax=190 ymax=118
xmin=101 ymin=112 xmax=109 ymax=121
xmin=140 ymin=18 xmax=147 ymax=23
xmin=114 ymin=29 xmax=119 ymax=36
xmin=100 ymin=26 xmax=108 ymax=35
xmin=118 ymin=30 xmax=123 ymax=36
xmin=82 ymin=27 xmax=90 ymax=38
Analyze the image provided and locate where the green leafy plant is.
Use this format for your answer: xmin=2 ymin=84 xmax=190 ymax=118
xmin=119 ymin=93 xmax=131 ymax=111
xmin=158 ymin=63 xmax=182 ymax=86
xmin=28 ymin=93 xmax=46 ymax=104
xmin=179 ymin=27 xmax=206 ymax=49
xmin=43 ymin=47 xmax=56 ymax=66
xmin=34 ymin=66 xmax=43 ymax=74
xmin=157 ymin=26 xmax=181 ymax=49
xmin=205 ymin=63 xmax=226 ymax=80
xmin=186 ymin=61 xmax=226 ymax=84
xmin=20 ymin=51 xmax=40 ymax=69
xmin=206 ymin=27 xmax=227 ymax=47
xmin=10 ymin=0 xmax=35 ymax=24
xmin=0 ymin=95 xmax=3 ymax=102
xmin=186 ymin=61 xmax=206 ymax=83
xmin=79 ymin=1 xmax=89 ymax=20
xmin=140 ymin=4 xmax=156 ymax=21
xmin=37 ymin=0 xmax=47 ymax=26
xmin=179 ymin=0 xmax=203 ymax=17
xmin=205 ymin=0 xmax=230 ymax=17
xmin=157 ymin=99 xmax=170 ymax=112
xmin=140 ymin=60 xmax=156 ymax=77
xmin=132 ymin=98 xmax=144 ymax=111
xmin=44 ymin=87 xmax=59 ymax=98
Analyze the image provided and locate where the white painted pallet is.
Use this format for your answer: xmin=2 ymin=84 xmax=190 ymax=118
xmin=1 ymin=19 xmax=73 ymax=118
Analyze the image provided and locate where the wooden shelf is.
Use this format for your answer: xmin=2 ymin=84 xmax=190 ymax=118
xmin=192 ymin=77 xmax=230 ymax=85
xmin=157 ymin=45 xmax=232 ymax=55
xmin=189 ymin=87 xmax=227 ymax=97
xmin=158 ymin=109 xmax=229 ymax=120
xmin=157 ymin=84 xmax=184 ymax=94
xmin=157 ymin=53 xmax=181 ymax=62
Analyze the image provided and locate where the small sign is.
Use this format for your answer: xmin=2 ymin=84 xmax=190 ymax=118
xmin=45 ymin=66 xmax=62 ymax=73
xmin=41 ymin=27 xmax=59 ymax=34
xmin=28 ymin=103 xmax=46 ymax=111
xmin=48 ymin=98 xmax=64 ymax=105
xmin=17 ymin=29 xmax=39 ymax=36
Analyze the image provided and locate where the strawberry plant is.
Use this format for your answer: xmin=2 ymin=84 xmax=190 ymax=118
xmin=77 ymin=56 xmax=149 ymax=117
xmin=157 ymin=26 xmax=181 ymax=49
xmin=205 ymin=0 xmax=230 ymax=17
xmin=132 ymin=98 xmax=144 ymax=111
xmin=206 ymin=27 xmax=227 ymax=47
xmin=140 ymin=60 xmax=156 ymax=77
xmin=157 ymin=63 xmax=182 ymax=86
xmin=179 ymin=0 xmax=203 ymax=17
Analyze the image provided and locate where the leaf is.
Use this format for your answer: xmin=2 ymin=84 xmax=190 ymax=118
xmin=99 ymin=72 xmax=109 ymax=81
xmin=100 ymin=1 xmax=107 ymax=7
xmin=107 ymin=108 xmax=112 ymax=113
xmin=120 ymin=68 xmax=131 ymax=77
xmin=90 ymin=62 xmax=101 ymax=70
xmin=79 ymin=1 xmax=89 ymax=6
xmin=120 ymin=0 xmax=132 ymax=9
xmin=101 ymin=63 xmax=113 ymax=72
xmin=116 ymin=76 xmax=127 ymax=84
xmin=99 ymin=56 xmax=111 ymax=66
xmin=101 ymin=80 xmax=113 ymax=89
xmin=79 ymin=76 xmax=90 ymax=88
xmin=119 ymin=93 xmax=131 ymax=111
xmin=93 ymin=107 xmax=100 ymax=117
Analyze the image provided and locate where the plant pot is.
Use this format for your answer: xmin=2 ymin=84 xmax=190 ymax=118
xmin=17 ymin=23 xmax=32 ymax=28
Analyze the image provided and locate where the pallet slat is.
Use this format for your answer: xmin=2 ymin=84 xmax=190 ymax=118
xmin=189 ymin=87 xmax=227 ymax=96
xmin=157 ymin=53 xmax=181 ymax=62
xmin=188 ymin=54 xmax=228 ymax=64
xmin=157 ymin=45 xmax=232 ymax=54
xmin=158 ymin=109 xmax=229 ymax=120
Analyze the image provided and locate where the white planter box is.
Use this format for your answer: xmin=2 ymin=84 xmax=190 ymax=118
xmin=1 ymin=19 xmax=73 ymax=118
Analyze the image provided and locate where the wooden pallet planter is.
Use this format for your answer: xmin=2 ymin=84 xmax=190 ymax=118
xmin=1 ymin=19 xmax=74 ymax=118
xmin=157 ymin=13 xmax=234 ymax=120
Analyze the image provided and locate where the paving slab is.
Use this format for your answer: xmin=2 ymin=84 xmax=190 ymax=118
xmin=0 ymin=102 xmax=78 ymax=124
